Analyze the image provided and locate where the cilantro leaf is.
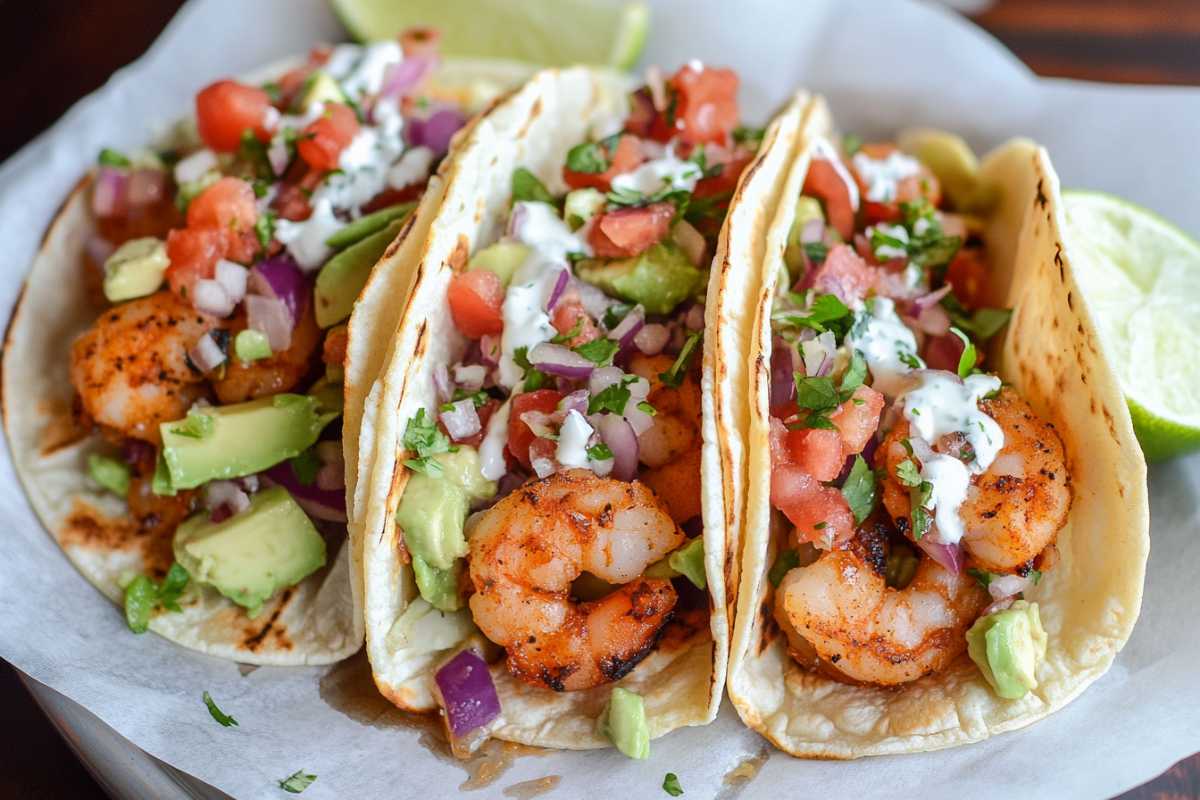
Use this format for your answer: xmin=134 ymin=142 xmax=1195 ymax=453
xmin=513 ymin=345 xmax=550 ymax=391
xmin=123 ymin=576 xmax=157 ymax=634
xmin=967 ymin=568 xmax=993 ymax=588
xmin=587 ymin=442 xmax=614 ymax=461
xmin=575 ymin=337 xmax=620 ymax=366
xmin=603 ymin=303 xmax=634 ymax=330
xmin=895 ymin=459 xmax=923 ymax=488
xmin=588 ymin=380 xmax=633 ymax=415
xmin=402 ymin=408 xmax=455 ymax=476
xmin=637 ymin=400 xmax=657 ymax=416
xmin=158 ymin=562 xmax=190 ymax=612
xmin=803 ymin=241 xmax=829 ymax=264
xmin=910 ymin=481 xmax=934 ymax=540
xmin=768 ymin=548 xmax=801 ymax=586
xmin=511 ymin=168 xmax=556 ymax=205
xmin=659 ymin=332 xmax=702 ymax=388
xmin=255 ymin=211 xmax=276 ymax=249
xmin=772 ymin=293 xmax=851 ymax=337
xmin=839 ymin=351 xmax=867 ymax=395
xmin=840 ymin=455 xmax=876 ymax=524
xmin=733 ymin=125 xmax=765 ymax=147
xmin=98 ymin=148 xmax=131 ymax=168
xmin=942 ymin=294 xmax=1013 ymax=341
xmin=566 ymin=141 xmax=609 ymax=174
xmin=663 ymin=772 xmax=684 ymax=796
xmin=551 ymin=317 xmax=584 ymax=344
xmin=278 ymin=770 xmax=317 ymax=794
xmin=951 ymin=327 xmax=977 ymax=377
xmin=202 ymin=691 xmax=239 ymax=727
xmin=794 ymin=376 xmax=838 ymax=412
xmin=237 ymin=129 xmax=274 ymax=180
xmin=842 ymin=133 xmax=863 ymax=156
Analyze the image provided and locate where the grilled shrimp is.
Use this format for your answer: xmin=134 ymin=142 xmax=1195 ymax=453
xmin=629 ymin=352 xmax=704 ymax=522
xmin=878 ymin=386 xmax=1071 ymax=573
xmin=466 ymin=469 xmax=685 ymax=692
xmin=776 ymin=525 xmax=989 ymax=686
xmin=70 ymin=292 xmax=215 ymax=443
xmin=211 ymin=301 xmax=322 ymax=404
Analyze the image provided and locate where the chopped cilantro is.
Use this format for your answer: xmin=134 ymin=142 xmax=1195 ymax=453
xmin=768 ymin=548 xmax=801 ymax=586
xmin=840 ymin=455 xmax=876 ymax=524
xmin=950 ymin=327 xmax=977 ymax=377
xmin=588 ymin=379 xmax=634 ymax=415
xmin=794 ymin=376 xmax=839 ymax=411
xmin=237 ymin=129 xmax=274 ymax=180
xmin=803 ymin=241 xmax=829 ymax=264
xmin=587 ymin=442 xmax=614 ymax=461
xmin=566 ymin=141 xmax=609 ymax=174
xmin=255 ymin=211 xmax=276 ymax=249
xmin=637 ymin=400 xmax=657 ymax=416
xmin=511 ymin=167 xmax=556 ymax=205
xmin=551 ymin=318 xmax=584 ymax=344
xmin=895 ymin=459 xmax=923 ymax=487
xmin=772 ymin=293 xmax=851 ymax=336
xmin=451 ymin=388 xmax=490 ymax=408
xmin=733 ymin=125 xmax=765 ymax=146
xmin=402 ymin=408 xmax=455 ymax=476
xmin=202 ymin=691 xmax=239 ymax=727
xmin=942 ymin=294 xmax=1012 ymax=341
xmin=842 ymin=133 xmax=863 ymax=155
xmin=278 ymin=770 xmax=317 ymax=794
xmin=659 ymin=332 xmax=702 ymax=388
xmin=98 ymin=148 xmax=131 ymax=168
xmin=122 ymin=563 xmax=191 ymax=633
xmin=910 ymin=481 xmax=934 ymax=540
xmin=575 ymin=337 xmax=620 ymax=366
xmin=898 ymin=350 xmax=923 ymax=370
xmin=513 ymin=346 xmax=550 ymax=390
xmin=663 ymin=772 xmax=684 ymax=796
xmin=840 ymin=351 xmax=867 ymax=394
xmin=603 ymin=302 xmax=634 ymax=330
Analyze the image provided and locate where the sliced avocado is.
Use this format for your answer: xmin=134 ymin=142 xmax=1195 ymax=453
xmin=325 ymin=202 xmax=414 ymax=250
xmin=411 ymin=554 xmax=462 ymax=612
xmin=307 ymin=376 xmax=344 ymax=415
xmin=103 ymin=237 xmax=170 ymax=302
xmin=597 ymin=687 xmax=650 ymax=759
xmin=468 ymin=241 xmax=531 ymax=287
xmin=896 ymin=128 xmax=993 ymax=212
xmin=396 ymin=474 xmax=469 ymax=570
xmin=300 ymin=70 xmax=345 ymax=110
xmin=436 ymin=448 xmax=498 ymax=502
xmin=172 ymin=486 xmax=326 ymax=616
xmin=314 ymin=218 xmax=405 ymax=328
xmin=783 ymin=195 xmax=826 ymax=279
xmin=966 ymin=599 xmax=1048 ymax=700
xmin=159 ymin=394 xmax=337 ymax=490
xmin=644 ymin=537 xmax=705 ymax=589
xmin=575 ymin=242 xmax=705 ymax=316
xmin=563 ymin=188 xmax=606 ymax=229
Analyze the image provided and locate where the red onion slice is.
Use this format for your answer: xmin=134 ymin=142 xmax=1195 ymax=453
xmin=406 ymin=107 xmax=468 ymax=157
xmin=435 ymin=648 xmax=501 ymax=740
xmin=910 ymin=284 xmax=952 ymax=314
xmin=246 ymin=294 xmax=294 ymax=351
xmin=432 ymin=363 xmax=453 ymax=405
xmin=250 ymin=255 xmax=308 ymax=321
xmin=380 ymin=54 xmax=437 ymax=103
xmin=607 ymin=304 xmax=645 ymax=352
xmin=799 ymin=217 xmax=825 ymax=244
xmin=92 ymin=167 xmax=129 ymax=218
xmin=589 ymin=365 xmax=625 ymax=396
xmin=684 ymin=304 xmax=706 ymax=331
xmin=173 ymin=149 xmax=218 ymax=185
xmin=558 ymin=390 xmax=590 ymax=416
xmin=203 ymin=480 xmax=250 ymax=522
xmin=633 ymin=323 xmax=669 ymax=356
xmin=917 ymin=538 xmax=964 ymax=574
xmin=187 ymin=332 xmax=227 ymax=373
xmin=595 ymin=413 xmax=638 ymax=481
xmin=440 ymin=399 xmax=482 ymax=442
xmin=528 ymin=342 xmax=594 ymax=379
xmin=478 ymin=334 xmax=501 ymax=367
xmin=914 ymin=303 xmax=952 ymax=336
xmin=263 ymin=464 xmax=347 ymax=520
xmin=770 ymin=337 xmax=797 ymax=414
xmin=452 ymin=364 xmax=487 ymax=391
xmin=545 ymin=269 xmax=570 ymax=311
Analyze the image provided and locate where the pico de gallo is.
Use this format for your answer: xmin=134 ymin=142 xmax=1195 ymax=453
xmin=74 ymin=30 xmax=483 ymax=630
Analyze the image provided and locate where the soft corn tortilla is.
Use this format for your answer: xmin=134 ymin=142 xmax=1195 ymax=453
xmin=725 ymin=97 xmax=1150 ymax=757
xmin=352 ymin=67 xmax=811 ymax=747
xmin=1 ymin=56 xmax=531 ymax=666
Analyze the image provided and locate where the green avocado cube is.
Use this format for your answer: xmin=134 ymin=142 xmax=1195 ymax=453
xmin=575 ymin=241 xmax=705 ymax=316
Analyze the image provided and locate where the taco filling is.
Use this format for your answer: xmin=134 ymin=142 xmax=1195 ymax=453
xmin=764 ymin=135 xmax=1070 ymax=695
xmin=391 ymin=63 xmax=753 ymax=751
xmin=71 ymin=31 xmax=477 ymax=630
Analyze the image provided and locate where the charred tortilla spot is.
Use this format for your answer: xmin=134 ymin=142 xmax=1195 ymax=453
xmin=242 ymin=587 xmax=294 ymax=651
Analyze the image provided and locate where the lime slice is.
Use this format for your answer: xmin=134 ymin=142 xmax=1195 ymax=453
xmin=330 ymin=0 xmax=650 ymax=69
xmin=1063 ymin=190 xmax=1200 ymax=461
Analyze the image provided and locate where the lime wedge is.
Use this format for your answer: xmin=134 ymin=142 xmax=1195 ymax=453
xmin=330 ymin=0 xmax=649 ymax=69
xmin=1063 ymin=190 xmax=1200 ymax=461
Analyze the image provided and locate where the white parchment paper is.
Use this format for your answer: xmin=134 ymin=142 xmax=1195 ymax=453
xmin=1 ymin=1 xmax=1197 ymax=797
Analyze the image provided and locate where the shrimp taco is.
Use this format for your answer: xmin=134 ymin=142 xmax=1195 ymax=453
xmin=352 ymin=63 xmax=807 ymax=752
xmin=3 ymin=32 xmax=530 ymax=665
xmin=725 ymin=97 xmax=1149 ymax=757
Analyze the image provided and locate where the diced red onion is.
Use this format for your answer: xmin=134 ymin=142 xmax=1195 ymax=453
xmin=173 ymin=149 xmax=218 ymax=185
xmin=802 ymin=330 xmax=836 ymax=377
xmin=988 ymin=573 xmax=1035 ymax=601
xmin=268 ymin=135 xmax=292 ymax=177
xmin=575 ymin=282 xmax=612 ymax=319
xmin=92 ymin=167 xmax=129 ymax=218
xmin=917 ymin=538 xmax=964 ymax=574
xmin=406 ymin=107 xmax=468 ymax=157
xmin=250 ymin=255 xmax=307 ymax=321
xmin=799 ymin=217 xmax=825 ymax=244
xmin=633 ymin=323 xmax=669 ymax=356
xmin=204 ymin=480 xmax=250 ymax=522
xmin=380 ymin=55 xmax=437 ymax=103
xmin=914 ymin=303 xmax=952 ymax=336
xmin=559 ymin=390 xmax=590 ymax=416
xmin=607 ymin=304 xmax=644 ymax=351
xmin=982 ymin=597 xmax=1016 ymax=616
xmin=432 ymin=363 xmax=453 ymax=404
xmin=770 ymin=337 xmax=797 ymax=414
xmin=215 ymin=259 xmax=248 ymax=304
xmin=672 ymin=220 xmax=707 ymax=267
xmin=453 ymin=364 xmax=487 ymax=391
xmin=531 ymin=457 xmax=557 ymax=478
xmin=546 ymin=269 xmax=570 ymax=311
xmin=529 ymin=342 xmax=594 ymax=379
xmin=623 ymin=399 xmax=655 ymax=437
xmin=263 ymin=464 xmax=347 ymax=521
xmin=519 ymin=410 xmax=556 ymax=440
xmin=478 ymin=334 xmax=500 ymax=367
xmin=595 ymin=414 xmax=638 ymax=481
xmin=589 ymin=365 xmax=625 ymax=396
xmin=440 ymin=399 xmax=482 ymax=442
xmin=192 ymin=279 xmax=236 ymax=317
xmin=506 ymin=204 xmax=528 ymax=239
xmin=238 ymin=474 xmax=260 ymax=493
xmin=910 ymin=284 xmax=952 ymax=315
xmin=923 ymin=331 xmax=966 ymax=372
xmin=128 ymin=168 xmax=167 ymax=207
xmin=435 ymin=648 xmax=501 ymax=740
xmin=246 ymin=294 xmax=294 ymax=351
xmin=625 ymin=88 xmax=657 ymax=139
xmin=187 ymin=332 xmax=227 ymax=373
xmin=684 ymin=304 xmax=706 ymax=331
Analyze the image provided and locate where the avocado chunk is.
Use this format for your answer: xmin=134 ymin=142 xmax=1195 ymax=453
xmin=966 ymin=599 xmax=1048 ymax=700
xmin=575 ymin=242 xmax=705 ymax=315
xmin=597 ymin=687 xmax=650 ymax=759
xmin=411 ymin=555 xmax=463 ymax=612
xmin=234 ymin=329 xmax=271 ymax=362
xmin=172 ymin=486 xmax=326 ymax=616
xmin=783 ymin=195 xmax=826 ymax=279
xmin=299 ymin=70 xmax=345 ymax=110
xmin=897 ymin=127 xmax=995 ymax=212
xmin=314 ymin=217 xmax=405 ymax=328
xmin=159 ymin=394 xmax=337 ymax=490
xmin=103 ymin=237 xmax=169 ymax=302
xmin=468 ymin=241 xmax=531 ymax=287
xmin=88 ymin=453 xmax=131 ymax=496
xmin=563 ymin=188 xmax=606 ymax=229
xmin=643 ymin=537 xmax=706 ymax=589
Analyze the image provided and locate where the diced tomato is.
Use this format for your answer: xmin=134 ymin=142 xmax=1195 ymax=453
xmin=551 ymin=297 xmax=601 ymax=347
xmin=862 ymin=200 xmax=903 ymax=226
xmin=297 ymin=103 xmax=360 ymax=172
xmin=563 ymin=134 xmax=644 ymax=192
xmin=195 ymin=80 xmax=273 ymax=153
xmin=275 ymin=65 xmax=315 ymax=110
xmin=669 ymin=64 xmax=739 ymax=146
xmin=945 ymin=247 xmax=990 ymax=309
xmin=828 ymin=385 xmax=884 ymax=454
xmin=447 ymin=270 xmax=505 ymax=339
xmin=186 ymin=177 xmax=258 ymax=233
xmin=810 ymin=244 xmax=879 ymax=306
xmin=693 ymin=150 xmax=753 ymax=201
xmin=588 ymin=202 xmax=675 ymax=259
xmin=803 ymin=158 xmax=857 ymax=240
xmin=165 ymin=227 xmax=225 ymax=297
xmin=272 ymin=183 xmax=313 ymax=221
xmin=783 ymin=428 xmax=845 ymax=482
xmin=770 ymin=464 xmax=856 ymax=546
xmin=507 ymin=390 xmax=564 ymax=469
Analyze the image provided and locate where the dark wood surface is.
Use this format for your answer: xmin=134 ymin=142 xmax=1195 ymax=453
xmin=0 ymin=2 xmax=1196 ymax=798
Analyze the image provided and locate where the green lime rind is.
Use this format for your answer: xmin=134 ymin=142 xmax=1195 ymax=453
xmin=330 ymin=0 xmax=650 ymax=68
xmin=1063 ymin=189 xmax=1200 ymax=463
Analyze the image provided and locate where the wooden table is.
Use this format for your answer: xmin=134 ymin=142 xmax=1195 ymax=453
xmin=1 ymin=1 xmax=1196 ymax=797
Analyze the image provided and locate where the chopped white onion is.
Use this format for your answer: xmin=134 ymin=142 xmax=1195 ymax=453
xmin=245 ymin=294 xmax=294 ymax=351
xmin=453 ymin=364 xmax=487 ymax=391
xmin=634 ymin=323 xmax=670 ymax=355
xmin=589 ymin=366 xmax=625 ymax=397
xmin=204 ymin=480 xmax=250 ymax=516
xmin=174 ymin=149 xmax=218 ymax=185
xmin=187 ymin=332 xmax=226 ymax=373
xmin=440 ymin=399 xmax=482 ymax=442
xmin=192 ymin=279 xmax=235 ymax=317
xmin=988 ymin=573 xmax=1035 ymax=601
xmin=531 ymin=457 xmax=557 ymax=479
xmin=214 ymin=259 xmax=248 ymax=304
xmin=684 ymin=304 xmax=706 ymax=331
